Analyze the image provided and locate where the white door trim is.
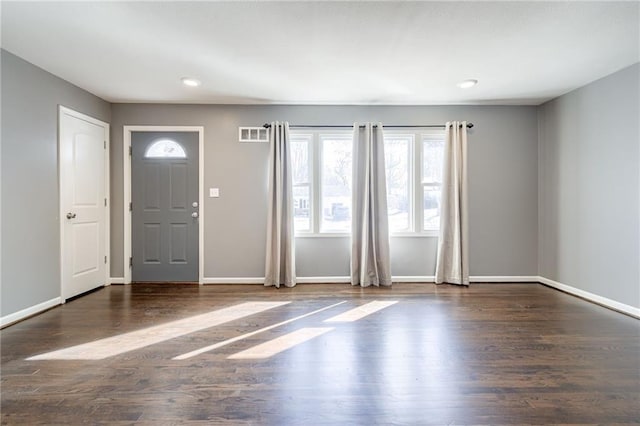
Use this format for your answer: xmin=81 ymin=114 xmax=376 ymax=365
xmin=123 ymin=126 xmax=205 ymax=284
xmin=59 ymin=106 xmax=110 ymax=301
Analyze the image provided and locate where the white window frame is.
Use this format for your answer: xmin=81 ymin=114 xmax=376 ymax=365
xmin=318 ymin=132 xmax=354 ymax=235
xmin=383 ymin=129 xmax=445 ymax=237
xmin=291 ymin=130 xmax=353 ymax=237
xmin=289 ymin=128 xmax=445 ymax=238
xmin=419 ymin=130 xmax=446 ymax=236
xmin=383 ymin=133 xmax=415 ymax=236
xmin=290 ymin=133 xmax=314 ymax=235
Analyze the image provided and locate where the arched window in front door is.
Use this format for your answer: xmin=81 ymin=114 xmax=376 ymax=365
xmin=144 ymin=139 xmax=187 ymax=158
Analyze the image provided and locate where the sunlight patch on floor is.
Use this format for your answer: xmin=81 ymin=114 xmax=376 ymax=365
xmin=227 ymin=327 xmax=334 ymax=359
xmin=26 ymin=301 xmax=290 ymax=360
xmin=173 ymin=301 xmax=346 ymax=360
xmin=323 ymin=300 xmax=398 ymax=322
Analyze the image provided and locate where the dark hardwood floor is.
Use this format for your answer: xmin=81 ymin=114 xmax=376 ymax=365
xmin=1 ymin=283 xmax=639 ymax=425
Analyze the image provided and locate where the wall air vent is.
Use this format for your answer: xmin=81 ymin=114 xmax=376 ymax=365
xmin=239 ymin=127 xmax=269 ymax=143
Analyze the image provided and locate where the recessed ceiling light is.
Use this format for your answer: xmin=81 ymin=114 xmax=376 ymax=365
xmin=457 ymin=79 xmax=478 ymax=89
xmin=181 ymin=77 xmax=201 ymax=87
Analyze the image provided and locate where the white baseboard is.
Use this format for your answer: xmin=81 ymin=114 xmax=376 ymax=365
xmin=202 ymin=276 xmax=429 ymax=284
xmin=538 ymin=276 xmax=640 ymax=319
xmin=470 ymin=276 xmax=539 ymax=283
xmin=201 ymin=276 xmax=538 ymax=285
xmin=1 ymin=297 xmax=61 ymax=328
xmin=392 ymin=276 xmax=435 ymax=283
xmin=393 ymin=276 xmax=538 ymax=283
xmin=296 ymin=276 xmax=351 ymax=283
xmin=4 ymin=277 xmax=633 ymax=328
xmin=202 ymin=277 xmax=265 ymax=284
xmin=202 ymin=277 xmax=352 ymax=284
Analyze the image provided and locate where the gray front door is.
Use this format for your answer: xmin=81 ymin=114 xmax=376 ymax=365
xmin=132 ymin=131 xmax=199 ymax=282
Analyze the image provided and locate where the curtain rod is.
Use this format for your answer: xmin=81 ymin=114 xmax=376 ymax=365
xmin=263 ymin=123 xmax=473 ymax=129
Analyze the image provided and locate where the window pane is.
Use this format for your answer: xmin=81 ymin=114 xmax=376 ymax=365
xmin=145 ymin=139 xmax=187 ymax=158
xmin=384 ymin=137 xmax=410 ymax=232
xmin=321 ymin=137 xmax=352 ymax=232
xmin=423 ymin=186 xmax=441 ymax=231
xmin=290 ymin=136 xmax=311 ymax=234
xmin=290 ymin=139 xmax=309 ymax=185
xmin=422 ymin=138 xmax=444 ymax=184
xmin=293 ymin=185 xmax=311 ymax=232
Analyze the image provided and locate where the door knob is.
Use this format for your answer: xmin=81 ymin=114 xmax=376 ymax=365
xmin=66 ymin=212 xmax=77 ymax=219
xmin=191 ymin=212 xmax=199 ymax=218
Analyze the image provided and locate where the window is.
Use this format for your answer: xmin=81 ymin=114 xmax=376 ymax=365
xmin=382 ymin=131 xmax=445 ymax=234
xmin=289 ymin=129 xmax=444 ymax=236
xmin=145 ymin=139 xmax=187 ymax=158
xmin=289 ymin=131 xmax=353 ymax=235
xmin=384 ymin=135 xmax=412 ymax=233
xmin=421 ymin=135 xmax=444 ymax=231
xmin=291 ymin=135 xmax=312 ymax=232
xmin=320 ymin=135 xmax=353 ymax=233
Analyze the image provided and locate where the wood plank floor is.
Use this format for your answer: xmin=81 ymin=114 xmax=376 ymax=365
xmin=1 ymin=283 xmax=638 ymax=425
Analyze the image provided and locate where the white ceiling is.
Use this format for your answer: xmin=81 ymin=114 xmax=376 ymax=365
xmin=1 ymin=1 xmax=638 ymax=105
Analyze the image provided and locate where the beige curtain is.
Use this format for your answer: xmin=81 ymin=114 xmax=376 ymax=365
xmin=435 ymin=121 xmax=469 ymax=285
xmin=351 ymin=122 xmax=392 ymax=287
xmin=265 ymin=121 xmax=296 ymax=288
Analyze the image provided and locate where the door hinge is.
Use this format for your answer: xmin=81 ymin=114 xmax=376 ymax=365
xmin=104 ymin=255 xmax=108 ymax=264
xmin=104 ymin=198 xmax=108 ymax=207
xmin=129 ymin=146 xmax=132 ymax=156
xmin=129 ymin=202 xmax=132 ymax=211
xmin=129 ymin=256 xmax=133 ymax=267
xmin=104 ymin=140 xmax=107 ymax=149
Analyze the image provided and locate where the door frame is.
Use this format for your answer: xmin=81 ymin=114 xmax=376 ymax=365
xmin=59 ymin=106 xmax=110 ymax=301
xmin=123 ymin=126 xmax=204 ymax=284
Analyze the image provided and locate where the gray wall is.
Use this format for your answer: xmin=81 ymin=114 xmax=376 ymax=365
xmin=538 ymin=63 xmax=640 ymax=309
xmin=3 ymin=47 xmax=636 ymax=317
xmin=110 ymin=104 xmax=539 ymax=279
xmin=1 ymin=50 xmax=111 ymax=317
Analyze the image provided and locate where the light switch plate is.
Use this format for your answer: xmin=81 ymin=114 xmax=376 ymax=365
xmin=209 ymin=188 xmax=220 ymax=198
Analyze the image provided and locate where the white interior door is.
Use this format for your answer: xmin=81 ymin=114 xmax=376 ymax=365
xmin=60 ymin=107 xmax=109 ymax=300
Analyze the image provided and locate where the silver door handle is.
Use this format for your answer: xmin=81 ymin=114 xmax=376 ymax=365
xmin=191 ymin=212 xmax=199 ymax=218
xmin=66 ymin=212 xmax=77 ymax=219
